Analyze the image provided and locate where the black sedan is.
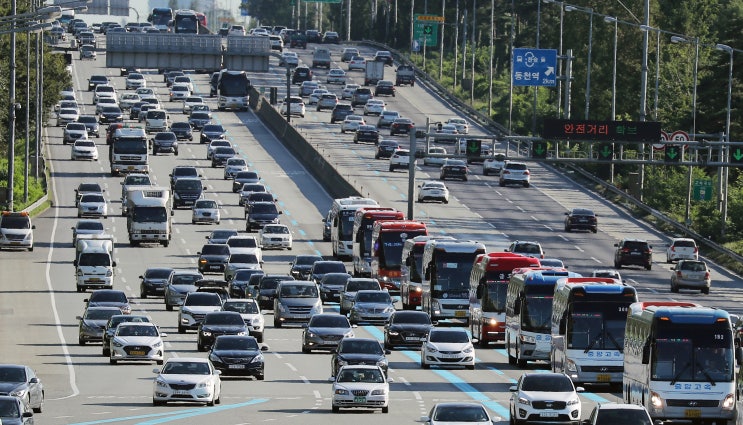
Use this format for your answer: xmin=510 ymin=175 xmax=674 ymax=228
xmin=390 ymin=118 xmax=414 ymax=136
xmin=331 ymin=337 xmax=390 ymax=377
xmin=98 ymin=106 xmax=123 ymax=124
xmin=170 ymin=121 xmax=193 ymax=141
xmin=0 ymin=365 xmax=44 ymax=413
xmin=227 ymin=269 xmax=265 ymax=298
xmin=289 ymin=254 xmax=323 ymax=280
xmin=354 ymin=125 xmax=379 ymax=144
xmin=375 ymin=140 xmax=399 ymax=159
xmin=383 ymin=310 xmax=433 ymax=350
xmin=564 ymin=208 xmax=598 ymax=233
xmin=197 ymin=243 xmax=230 ymax=274
xmin=139 ymin=267 xmax=173 ymax=298
xmin=200 ymin=124 xmax=226 ymax=144
xmin=208 ymin=335 xmax=267 ymax=380
xmin=211 ymin=147 xmax=236 ymax=167
xmin=197 ymin=311 xmax=250 ymax=352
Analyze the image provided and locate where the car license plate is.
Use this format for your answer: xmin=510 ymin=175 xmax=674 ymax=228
xmin=210 ymin=265 xmax=220 ymax=270
xmin=228 ymin=364 xmax=246 ymax=369
xmin=89 ymin=278 xmax=102 ymax=282
xmin=353 ymin=396 xmax=366 ymax=403
xmin=127 ymin=166 xmax=135 ymax=170
xmin=130 ymin=350 xmax=145 ymax=356
xmin=455 ymin=310 xmax=467 ymax=318
xmin=173 ymin=390 xmax=190 ymax=395
xmin=541 ymin=412 xmax=559 ymax=418
xmin=631 ymin=252 xmax=641 ymax=255
xmin=597 ymin=374 xmax=611 ymax=382
xmin=685 ymin=409 xmax=701 ymax=418
xmin=405 ymin=337 xmax=421 ymax=341
xmin=10 ymin=242 xmax=20 ymax=245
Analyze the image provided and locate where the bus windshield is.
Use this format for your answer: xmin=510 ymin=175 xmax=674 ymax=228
xmin=651 ymin=323 xmax=733 ymax=383
xmin=339 ymin=210 xmax=355 ymax=239
xmin=482 ymin=282 xmax=508 ymax=313
xmin=218 ymin=73 xmax=250 ymax=97
xmin=567 ymin=302 xmax=631 ymax=351
xmin=149 ymin=8 xmax=172 ymax=27
xmin=378 ymin=231 xmax=426 ymax=269
xmin=433 ymin=253 xmax=478 ymax=298
xmin=522 ymin=295 xmax=553 ymax=332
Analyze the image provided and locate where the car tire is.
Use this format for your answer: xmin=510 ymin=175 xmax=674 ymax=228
xmin=197 ymin=343 xmax=205 ymax=352
xmin=257 ymin=374 xmax=265 ymax=381
xmin=157 ymin=360 xmax=163 ymax=365
xmin=466 ymin=364 xmax=475 ymax=370
xmin=671 ymin=282 xmax=679 ymax=293
xmin=421 ymin=359 xmax=430 ymax=369
xmin=645 ymin=264 xmax=652 ymax=271
xmin=178 ymin=325 xmax=185 ymax=333
xmin=499 ymin=180 xmax=506 ymax=187
xmin=382 ymin=406 xmax=389 ymax=413
xmin=274 ymin=319 xmax=282 ymax=328
xmin=524 ymin=182 xmax=530 ymax=188
xmin=332 ymin=405 xmax=340 ymax=413
xmin=109 ymin=358 xmax=117 ymax=365
xmin=702 ymin=287 xmax=710 ymax=295
xmin=565 ymin=226 xmax=571 ymax=232
xmin=302 ymin=345 xmax=310 ymax=354
xmin=102 ymin=347 xmax=110 ymax=356
xmin=153 ymin=399 xmax=165 ymax=406
xmin=141 ymin=289 xmax=147 ymax=299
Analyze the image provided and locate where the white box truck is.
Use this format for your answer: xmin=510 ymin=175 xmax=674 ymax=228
xmin=364 ymin=61 xmax=385 ymax=86
xmin=126 ymin=186 xmax=172 ymax=247
xmin=74 ymin=235 xmax=116 ymax=292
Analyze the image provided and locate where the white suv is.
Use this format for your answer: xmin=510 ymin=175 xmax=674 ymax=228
xmin=0 ymin=211 xmax=35 ymax=251
xmin=389 ymin=149 xmax=412 ymax=172
xmin=509 ymin=373 xmax=583 ymax=425
xmin=666 ymin=237 xmax=698 ymax=263
xmin=499 ymin=161 xmax=531 ymax=187
xmin=506 ymin=240 xmax=544 ymax=259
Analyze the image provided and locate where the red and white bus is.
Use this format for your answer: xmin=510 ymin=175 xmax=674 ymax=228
xmin=351 ymin=208 xmax=403 ymax=277
xmin=469 ymin=252 xmax=540 ymax=345
xmin=399 ymin=235 xmax=454 ymax=310
xmin=370 ymin=220 xmax=427 ymax=293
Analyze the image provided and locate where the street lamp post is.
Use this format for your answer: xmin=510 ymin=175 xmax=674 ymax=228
xmin=604 ymin=16 xmax=618 ymax=120
xmin=670 ymin=35 xmax=700 ymax=137
xmin=565 ymin=5 xmax=593 ymax=119
xmin=715 ymin=43 xmax=734 ymax=237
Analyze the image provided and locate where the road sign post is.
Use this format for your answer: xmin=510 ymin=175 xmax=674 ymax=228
xmin=413 ymin=14 xmax=440 ymax=47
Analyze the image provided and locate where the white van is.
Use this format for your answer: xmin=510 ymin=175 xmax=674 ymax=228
xmin=74 ymin=244 xmax=116 ymax=292
xmin=144 ymin=109 xmax=169 ymax=134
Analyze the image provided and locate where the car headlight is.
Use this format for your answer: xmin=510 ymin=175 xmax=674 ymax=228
xmin=388 ymin=330 xmax=399 ymax=336
xmin=463 ymin=345 xmax=474 ymax=354
xmin=723 ymin=393 xmax=735 ymax=410
xmin=251 ymin=317 xmax=262 ymax=326
xmin=566 ymin=398 xmax=580 ymax=406
xmin=344 ymin=331 xmax=355 ymax=338
xmin=201 ymin=331 xmax=212 ymax=336
xmin=152 ymin=341 xmax=163 ymax=348
xmin=237 ymin=331 xmax=247 ymax=336
xmin=334 ymin=388 xmax=349 ymax=395
xmin=650 ymin=391 xmax=663 ymax=408
xmin=377 ymin=358 xmax=388 ymax=367
xmin=77 ymin=269 xmax=83 ymax=276
xmin=106 ymin=269 xmax=113 ymax=277
xmin=278 ymin=304 xmax=287 ymax=313
xmin=250 ymin=353 xmax=264 ymax=363
xmin=566 ymin=359 xmax=577 ymax=372
xmin=209 ymin=353 xmax=221 ymax=362
xmin=518 ymin=396 xmax=531 ymax=406
xmin=197 ymin=380 xmax=210 ymax=388
xmin=371 ymin=388 xmax=387 ymax=395
xmin=520 ymin=334 xmax=536 ymax=344
xmin=10 ymin=388 xmax=27 ymax=398
xmin=112 ymin=339 xmax=123 ymax=347
xmin=383 ymin=306 xmax=395 ymax=313
xmin=155 ymin=378 xmax=168 ymax=388
xmin=337 ymin=359 xmax=348 ymax=367
xmin=425 ymin=344 xmax=438 ymax=353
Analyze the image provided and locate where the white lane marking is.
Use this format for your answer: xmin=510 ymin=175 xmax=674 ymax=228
xmin=397 ymin=376 xmax=411 ymax=386
xmin=558 ymin=235 xmax=569 ymax=241
xmin=286 ymin=363 xmax=297 ymax=372
xmin=488 ymin=223 xmax=497 ymax=229
xmin=531 ymin=215 xmax=538 ymax=221
xmin=543 ymin=225 xmax=553 ymax=231
xmin=590 ymin=257 xmax=602 ymax=263
xmin=300 ymin=376 xmax=310 ymax=384
xmin=574 ymin=245 xmax=584 ymax=252
xmin=517 ymin=206 xmax=524 ymax=212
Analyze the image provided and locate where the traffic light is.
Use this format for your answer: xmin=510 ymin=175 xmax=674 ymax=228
xmin=665 ymin=145 xmax=681 ymax=162
xmin=598 ymin=144 xmax=613 ymax=161
xmin=531 ymin=141 xmax=548 ymax=158
xmin=466 ymin=139 xmax=481 ymax=159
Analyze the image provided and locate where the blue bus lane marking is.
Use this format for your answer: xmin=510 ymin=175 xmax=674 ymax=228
xmin=363 ymin=325 xmax=608 ymax=416
xmin=66 ymin=399 xmax=269 ymax=425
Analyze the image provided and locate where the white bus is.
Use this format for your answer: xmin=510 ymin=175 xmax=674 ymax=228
xmin=623 ymin=301 xmax=736 ymax=423
xmin=550 ymin=277 xmax=637 ymax=385
xmin=328 ymin=197 xmax=378 ymax=259
xmin=505 ymin=268 xmax=580 ymax=367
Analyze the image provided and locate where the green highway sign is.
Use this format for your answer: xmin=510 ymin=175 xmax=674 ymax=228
xmin=665 ymin=145 xmax=681 ymax=162
xmin=598 ymin=144 xmax=613 ymax=160
xmin=466 ymin=139 xmax=481 ymax=159
xmin=731 ymin=147 xmax=743 ymax=164
xmin=531 ymin=141 xmax=548 ymax=158
xmin=693 ymin=178 xmax=713 ymax=201
xmin=413 ymin=14 xmax=438 ymax=46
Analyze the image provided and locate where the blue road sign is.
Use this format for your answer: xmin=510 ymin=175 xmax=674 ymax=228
xmin=512 ymin=48 xmax=558 ymax=87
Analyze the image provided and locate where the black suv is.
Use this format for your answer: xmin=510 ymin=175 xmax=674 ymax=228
xmin=564 ymin=208 xmax=598 ymax=233
xmin=614 ymin=239 xmax=653 ymax=270
xmin=305 ymin=29 xmax=322 ymax=43
xmin=197 ymin=243 xmax=231 ymax=274
xmin=150 ymin=131 xmax=179 ymax=155
xmin=374 ymin=80 xmax=395 ymax=97
xmin=292 ymin=66 xmax=313 ymax=84
xmin=331 ymin=338 xmax=390 ymax=377
xmin=439 ymin=159 xmax=468 ymax=181
xmin=197 ymin=311 xmax=248 ymax=352
xmin=330 ymin=104 xmax=353 ymax=123
xmin=245 ymin=202 xmax=282 ymax=231
xmin=170 ymin=166 xmax=199 ymax=188
xmin=172 ymin=178 xmax=205 ymax=209
xmin=88 ymin=75 xmax=109 ymax=91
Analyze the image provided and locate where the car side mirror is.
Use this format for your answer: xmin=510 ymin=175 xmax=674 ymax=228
xmin=112 ymin=261 xmax=117 ymax=267
xmin=161 ymin=333 xmax=168 ymax=337
xmin=575 ymin=386 xmax=585 ymax=393
xmin=385 ymin=349 xmax=391 ymax=355
xmin=153 ymin=368 xmax=160 ymax=374
xmin=22 ymin=412 xmax=32 ymax=418
xmin=509 ymin=385 xmax=517 ymax=392
xmin=73 ymin=260 xmax=78 ymax=267
xmin=261 ymin=345 xmax=269 ymax=351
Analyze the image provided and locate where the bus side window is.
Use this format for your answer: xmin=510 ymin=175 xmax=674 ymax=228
xmin=559 ymin=313 xmax=567 ymax=334
xmin=476 ymin=278 xmax=485 ymax=299
xmin=513 ymin=297 xmax=521 ymax=311
xmin=424 ymin=263 xmax=433 ymax=280
xmin=642 ymin=340 xmax=651 ymax=364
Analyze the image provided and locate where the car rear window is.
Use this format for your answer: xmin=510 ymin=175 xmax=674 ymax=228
xmin=673 ymin=240 xmax=696 ymax=248
xmin=623 ymin=241 xmax=649 ymax=250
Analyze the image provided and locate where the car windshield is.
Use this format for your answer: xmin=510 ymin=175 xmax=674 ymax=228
xmin=263 ymin=225 xmax=288 ymax=234
xmin=680 ymin=261 xmax=707 ymax=271
xmin=162 ymin=361 xmax=211 ymax=375
xmin=355 ymin=292 xmax=392 ymax=304
xmin=145 ymin=269 xmax=172 ymax=279
xmin=0 ymin=367 xmax=25 ymax=382
xmin=280 ymin=285 xmax=318 ymax=298
xmin=90 ymin=292 xmax=125 ymax=303
xmin=296 ymin=256 xmax=322 ymax=266
xmin=85 ymin=309 xmax=118 ymax=320
xmin=227 ymin=158 xmax=246 ymax=166
xmin=80 ymin=194 xmax=104 ymax=203
xmin=200 ymin=244 xmax=229 ymax=255
xmin=432 ymin=405 xmax=489 ymax=422
xmin=311 ymin=315 xmax=349 ymax=328
xmin=195 ymin=200 xmax=217 ymax=209
xmin=595 ymin=409 xmax=652 ymax=425
xmin=77 ymin=221 xmax=104 ymax=231
xmin=430 ymin=330 xmax=469 ymax=344
xmin=204 ymin=313 xmax=244 ymax=325
xmin=172 ymin=274 xmax=201 ymax=285
xmin=67 ymin=123 xmax=87 ymax=130
xmin=251 ymin=204 xmax=278 ymax=214
xmin=211 ymin=230 xmax=238 ymax=240
xmin=0 ymin=399 xmax=20 ymax=418
xmin=191 ymin=112 xmax=210 ymax=119
xmin=175 ymin=180 xmax=202 ymax=190
xmin=117 ymin=325 xmax=157 ymax=337
xmin=393 ymin=312 xmax=431 ymax=325
xmin=174 ymin=168 xmax=197 ymax=177
xmin=214 ymin=337 xmax=259 ymax=351
xmin=79 ymin=253 xmax=111 ymax=267
xmin=340 ymin=339 xmax=383 ymax=354
xmin=184 ymin=293 xmax=222 ymax=306
xmin=337 ymin=368 xmax=384 ymax=383
xmin=521 ymin=375 xmax=574 ymax=392
xmin=515 ymin=243 xmax=541 ymax=254
xmin=223 ymin=301 xmax=259 ymax=314
xmin=346 ymin=280 xmax=379 ymax=291
xmin=172 ymin=122 xmax=190 ymax=130
xmin=231 ymin=254 xmax=259 ymax=264
xmin=228 ymin=238 xmax=257 ymax=248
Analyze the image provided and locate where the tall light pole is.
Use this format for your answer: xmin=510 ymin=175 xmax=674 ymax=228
xmin=542 ymin=0 xmax=564 ymax=117
xmin=564 ymin=5 xmax=593 ymax=119
xmin=604 ymin=16 xmax=617 ymax=120
xmin=670 ymin=35 xmax=700 ymax=137
xmin=8 ymin=0 xmax=18 ymax=211
xmin=716 ymin=43 xmax=734 ymax=237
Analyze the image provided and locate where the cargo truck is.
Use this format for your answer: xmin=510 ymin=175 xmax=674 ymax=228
xmin=395 ymin=65 xmax=415 ymax=86
xmin=74 ymin=235 xmax=116 ymax=292
xmin=364 ymin=61 xmax=384 ymax=86
xmin=126 ymin=187 xmax=172 ymax=247
xmin=312 ymin=47 xmax=331 ymax=68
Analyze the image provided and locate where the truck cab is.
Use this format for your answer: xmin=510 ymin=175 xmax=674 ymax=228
xmin=74 ymin=243 xmax=116 ymax=292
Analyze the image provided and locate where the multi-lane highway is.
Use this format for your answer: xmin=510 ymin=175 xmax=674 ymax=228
xmin=0 ymin=33 xmax=741 ymax=425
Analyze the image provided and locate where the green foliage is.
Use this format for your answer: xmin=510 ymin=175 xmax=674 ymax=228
xmin=0 ymin=138 xmax=46 ymax=211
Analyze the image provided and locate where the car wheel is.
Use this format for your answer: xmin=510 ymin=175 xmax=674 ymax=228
xmin=102 ymin=347 xmax=110 ymax=356
xmin=274 ymin=319 xmax=282 ymax=328
xmin=524 ymin=182 xmax=530 ymax=188
xmin=332 ymin=405 xmax=340 ymax=413
xmin=153 ymin=399 xmax=165 ymax=406
xmin=207 ymin=399 xmax=215 ymax=407
xmin=78 ymin=338 xmax=85 ymax=346
xmin=671 ymin=282 xmax=679 ymax=293
xmin=166 ymin=304 xmax=173 ymax=311
xmin=197 ymin=343 xmax=205 ymax=352
xmin=141 ymin=289 xmax=148 ymax=299
xmin=389 ymin=166 xmax=394 ymax=172
xmin=178 ymin=325 xmax=185 ymax=334
xmin=645 ymin=264 xmax=652 ymax=271
xmin=421 ymin=359 xmax=430 ymax=369
xmin=565 ymin=226 xmax=571 ymax=232
xmin=109 ymin=358 xmax=117 ymax=365
xmin=382 ymin=406 xmax=389 ymax=413
xmin=702 ymin=287 xmax=710 ymax=295
xmin=667 ymin=256 xmax=672 ymax=264
xmin=302 ymin=345 xmax=310 ymax=354
xmin=499 ymin=180 xmax=506 ymax=187
xmin=257 ymin=374 xmax=265 ymax=381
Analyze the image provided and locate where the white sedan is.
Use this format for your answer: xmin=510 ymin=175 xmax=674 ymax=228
xmin=223 ymin=157 xmax=248 ymax=180
xmin=363 ymin=99 xmax=386 ymax=116
xmin=423 ymin=147 xmax=447 ymax=166
xmin=421 ymin=328 xmax=475 ymax=369
xmin=77 ymin=193 xmax=108 ymax=218
xmin=152 ymin=357 xmax=222 ymax=406
xmin=330 ymin=365 xmax=391 ymax=414
xmin=279 ymin=97 xmax=306 ymax=117
xmin=57 ymin=108 xmax=80 ymax=126
xmin=206 ymin=139 xmax=231 ymax=160
xmin=192 ymin=199 xmax=221 ymax=225
xmin=417 ymin=181 xmax=449 ymax=204
xmin=258 ymin=224 xmax=292 ymax=250
xmin=109 ymin=322 xmax=165 ymax=365
xmin=71 ymin=139 xmax=99 ymax=161
xmin=341 ymin=115 xmax=365 ymax=133
xmin=182 ymin=96 xmax=205 ymax=114
xmin=341 ymin=84 xmax=359 ymax=100
xmin=308 ymin=89 xmax=329 ymax=105
xmin=326 ymin=68 xmax=347 ymax=85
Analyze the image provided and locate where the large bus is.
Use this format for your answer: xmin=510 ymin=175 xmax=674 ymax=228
xmin=217 ymin=70 xmax=251 ymax=111
xmin=147 ymin=7 xmax=173 ymax=32
xmin=420 ymin=239 xmax=486 ymax=325
xmin=351 ymin=207 xmax=403 ymax=277
xmin=550 ymin=277 xmax=638 ymax=384
xmin=469 ymin=252 xmax=540 ymax=345
xmin=172 ymin=10 xmax=199 ymax=34
xmin=370 ymin=220 xmax=427 ymax=292
xmin=399 ymin=235 xmax=454 ymax=310
xmin=623 ymin=302 xmax=736 ymax=423
xmin=505 ymin=267 xmax=580 ymax=367
xmin=110 ymin=128 xmax=149 ymax=176
xmin=329 ymin=197 xmax=379 ymax=259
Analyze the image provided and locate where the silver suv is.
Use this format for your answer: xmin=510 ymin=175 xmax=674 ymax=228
xmin=499 ymin=161 xmax=531 ymax=187
xmin=273 ymin=281 xmax=322 ymax=328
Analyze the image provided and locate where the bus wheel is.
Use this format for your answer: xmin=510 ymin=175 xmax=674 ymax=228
xmin=507 ymin=340 xmax=517 ymax=365
xmin=516 ymin=343 xmax=527 ymax=368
